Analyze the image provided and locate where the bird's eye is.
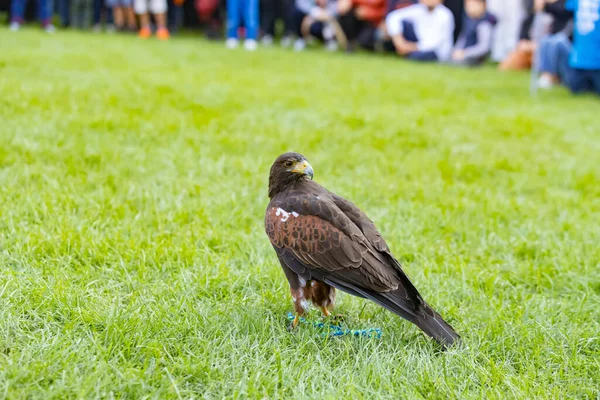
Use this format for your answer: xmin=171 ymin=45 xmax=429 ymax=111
xmin=284 ymin=160 xmax=294 ymax=167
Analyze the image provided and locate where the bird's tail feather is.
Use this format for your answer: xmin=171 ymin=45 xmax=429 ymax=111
xmin=410 ymin=307 xmax=460 ymax=348
xmin=324 ymin=278 xmax=460 ymax=348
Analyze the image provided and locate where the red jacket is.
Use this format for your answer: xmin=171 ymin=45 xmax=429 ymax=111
xmin=352 ymin=0 xmax=386 ymax=25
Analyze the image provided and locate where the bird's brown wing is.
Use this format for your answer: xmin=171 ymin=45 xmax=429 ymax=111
xmin=329 ymin=192 xmax=390 ymax=253
xmin=266 ymin=194 xmax=406 ymax=294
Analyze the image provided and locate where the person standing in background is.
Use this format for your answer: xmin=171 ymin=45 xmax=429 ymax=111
xmin=71 ymin=0 xmax=94 ymax=28
xmin=195 ymin=0 xmax=223 ymax=39
xmin=9 ymin=0 xmax=56 ymax=31
xmin=108 ymin=0 xmax=137 ymax=31
xmin=260 ymin=0 xmax=295 ymax=46
xmin=226 ymin=0 xmax=259 ymax=50
xmin=59 ymin=0 xmax=71 ymax=26
xmin=92 ymin=0 xmax=115 ymax=31
xmin=135 ymin=0 xmax=170 ymax=39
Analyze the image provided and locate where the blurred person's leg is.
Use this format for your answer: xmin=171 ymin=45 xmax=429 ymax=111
xmin=291 ymin=7 xmax=308 ymax=50
xmin=357 ymin=26 xmax=375 ymax=51
xmin=81 ymin=0 xmax=93 ymax=28
xmin=195 ymin=0 xmax=222 ymax=39
xmin=538 ymin=33 xmax=570 ymax=87
xmin=59 ymin=0 xmax=71 ymax=26
xmin=93 ymin=0 xmax=101 ymax=26
xmin=125 ymin=6 xmax=136 ymax=29
xmin=226 ymin=0 xmax=241 ymax=41
xmin=548 ymin=35 xmax=593 ymax=94
xmin=37 ymin=0 xmax=54 ymax=28
xmin=281 ymin=0 xmax=294 ymax=43
xmin=225 ymin=0 xmax=242 ymax=49
xmin=260 ymin=0 xmax=275 ymax=40
xmin=10 ymin=0 xmax=27 ymax=26
xmin=407 ymin=51 xmax=437 ymax=62
xmin=151 ymin=0 xmax=169 ymax=38
xmin=73 ymin=0 xmax=85 ymax=27
xmin=113 ymin=4 xmax=124 ymax=28
xmin=135 ymin=0 xmax=152 ymax=37
xmin=291 ymin=6 xmax=306 ymax=37
xmin=242 ymin=0 xmax=258 ymax=43
xmin=337 ymin=8 xmax=361 ymax=42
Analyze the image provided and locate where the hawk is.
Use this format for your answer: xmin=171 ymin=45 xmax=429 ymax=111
xmin=265 ymin=152 xmax=459 ymax=347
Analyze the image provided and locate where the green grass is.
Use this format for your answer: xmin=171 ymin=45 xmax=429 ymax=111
xmin=1 ymin=27 xmax=599 ymax=399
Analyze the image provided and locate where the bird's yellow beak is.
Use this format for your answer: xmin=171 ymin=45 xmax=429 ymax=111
xmin=291 ymin=160 xmax=314 ymax=180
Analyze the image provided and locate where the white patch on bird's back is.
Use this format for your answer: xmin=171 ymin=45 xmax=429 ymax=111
xmin=275 ymin=207 xmax=299 ymax=222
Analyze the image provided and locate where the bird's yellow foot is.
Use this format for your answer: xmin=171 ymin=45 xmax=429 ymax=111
xmin=320 ymin=306 xmax=331 ymax=317
xmin=287 ymin=314 xmax=300 ymax=331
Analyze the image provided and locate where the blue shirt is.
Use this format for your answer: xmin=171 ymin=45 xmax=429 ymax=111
xmin=566 ymin=0 xmax=600 ymax=70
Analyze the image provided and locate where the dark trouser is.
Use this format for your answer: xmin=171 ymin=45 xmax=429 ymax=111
xmin=10 ymin=0 xmax=52 ymax=24
xmin=59 ymin=0 xmax=70 ymax=25
xmin=337 ymin=8 xmax=365 ymax=41
xmin=337 ymin=9 xmax=377 ymax=50
xmin=71 ymin=0 xmax=93 ymax=28
xmin=309 ymin=20 xmax=324 ymax=40
xmin=540 ymin=32 xmax=600 ymax=95
xmin=167 ymin=0 xmax=183 ymax=32
xmin=291 ymin=7 xmax=305 ymax=37
xmin=443 ymin=0 xmax=462 ymax=41
xmin=93 ymin=0 xmax=113 ymax=25
xmin=195 ymin=0 xmax=223 ymax=38
xmin=402 ymin=20 xmax=438 ymax=62
xmin=260 ymin=0 xmax=293 ymax=36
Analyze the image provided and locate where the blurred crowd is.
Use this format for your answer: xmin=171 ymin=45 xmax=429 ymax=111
xmin=3 ymin=0 xmax=599 ymax=95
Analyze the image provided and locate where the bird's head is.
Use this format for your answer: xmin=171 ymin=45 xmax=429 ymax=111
xmin=268 ymin=152 xmax=314 ymax=198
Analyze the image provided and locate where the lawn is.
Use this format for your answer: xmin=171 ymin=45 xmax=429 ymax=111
xmin=0 ymin=27 xmax=599 ymax=399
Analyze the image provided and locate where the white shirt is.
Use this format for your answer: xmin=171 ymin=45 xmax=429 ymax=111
xmin=385 ymin=4 xmax=455 ymax=61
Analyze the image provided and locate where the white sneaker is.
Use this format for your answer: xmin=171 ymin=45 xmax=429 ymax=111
xmin=226 ymin=38 xmax=239 ymax=49
xmin=106 ymin=23 xmax=116 ymax=33
xmin=244 ymin=39 xmax=258 ymax=51
xmin=92 ymin=23 xmax=102 ymax=32
xmin=261 ymin=35 xmax=273 ymax=46
xmin=538 ymin=75 xmax=555 ymax=89
xmin=10 ymin=21 xmax=20 ymax=31
xmin=293 ymin=38 xmax=306 ymax=52
xmin=280 ymin=36 xmax=292 ymax=48
xmin=325 ymin=40 xmax=338 ymax=52
xmin=43 ymin=24 xmax=56 ymax=34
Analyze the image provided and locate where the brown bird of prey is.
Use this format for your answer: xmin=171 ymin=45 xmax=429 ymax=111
xmin=265 ymin=152 xmax=459 ymax=347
